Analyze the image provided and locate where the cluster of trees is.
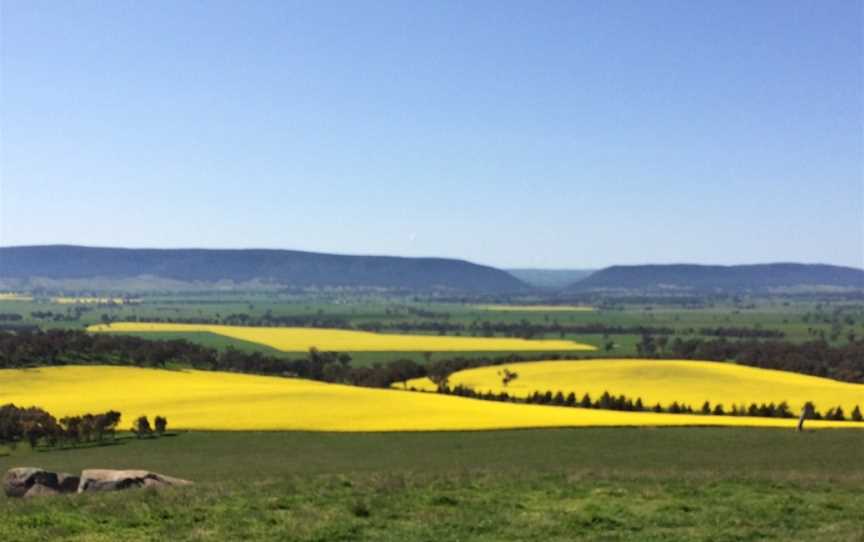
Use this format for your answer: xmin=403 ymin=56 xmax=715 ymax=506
xmin=359 ymin=320 xmax=679 ymax=339
xmin=30 ymin=309 xmax=92 ymax=322
xmin=0 ymin=313 xmax=23 ymax=322
xmin=0 ymin=404 xmax=172 ymax=449
xmin=0 ymin=404 xmax=122 ymax=448
xmin=433 ymin=387 xmax=863 ymax=422
xmin=112 ymin=313 xmax=352 ymax=329
xmin=654 ymin=337 xmax=864 ymax=383
xmin=131 ymin=415 xmax=168 ymax=438
xmin=696 ymin=327 xmax=785 ymax=339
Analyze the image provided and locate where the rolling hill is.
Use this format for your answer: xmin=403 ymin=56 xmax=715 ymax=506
xmin=567 ymin=263 xmax=864 ymax=292
xmin=2 ymin=365 xmax=857 ymax=430
xmin=0 ymin=245 xmax=528 ymax=293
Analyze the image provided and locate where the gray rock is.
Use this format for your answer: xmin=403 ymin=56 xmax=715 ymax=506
xmin=3 ymin=467 xmax=78 ymax=498
xmin=78 ymin=469 xmax=192 ymax=493
xmin=23 ymin=484 xmax=60 ymax=498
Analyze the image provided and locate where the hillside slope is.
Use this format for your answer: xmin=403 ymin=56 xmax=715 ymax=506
xmin=0 ymin=245 xmax=528 ymax=293
xmin=2 ymin=365 xmax=857 ymax=430
xmin=568 ymin=263 xmax=864 ymax=292
xmin=403 ymin=359 xmax=864 ymax=414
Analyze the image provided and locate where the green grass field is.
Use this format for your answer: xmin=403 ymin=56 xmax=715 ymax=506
xmin=2 ymin=428 xmax=863 ymax=541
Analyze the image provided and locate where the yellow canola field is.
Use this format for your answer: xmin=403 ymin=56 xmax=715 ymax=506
xmin=1 ymin=366 xmax=859 ymax=431
xmin=475 ymin=305 xmax=594 ymax=312
xmin=87 ymin=322 xmax=596 ymax=352
xmin=0 ymin=293 xmax=33 ymax=301
xmin=54 ymin=297 xmax=139 ymax=305
xmin=402 ymin=359 xmax=864 ymax=414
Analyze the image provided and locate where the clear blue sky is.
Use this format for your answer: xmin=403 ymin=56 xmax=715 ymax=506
xmin=1 ymin=1 xmax=862 ymax=269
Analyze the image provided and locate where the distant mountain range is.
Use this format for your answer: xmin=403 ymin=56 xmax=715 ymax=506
xmin=567 ymin=263 xmax=864 ymax=292
xmin=1 ymin=246 xmax=861 ymax=294
xmin=0 ymin=245 xmax=528 ymax=293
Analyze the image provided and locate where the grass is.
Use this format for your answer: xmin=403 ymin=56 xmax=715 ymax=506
xmin=1 ymin=429 xmax=863 ymax=541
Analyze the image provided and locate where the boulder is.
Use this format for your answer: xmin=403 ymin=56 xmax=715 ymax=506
xmin=23 ymin=484 xmax=60 ymax=498
xmin=78 ymin=469 xmax=192 ymax=493
xmin=3 ymin=467 xmax=79 ymax=498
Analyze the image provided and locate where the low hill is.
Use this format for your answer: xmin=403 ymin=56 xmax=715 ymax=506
xmin=506 ymin=268 xmax=595 ymax=289
xmin=2 ymin=365 xmax=856 ymax=429
xmin=567 ymin=263 xmax=864 ymax=292
xmin=403 ymin=359 xmax=864 ymax=415
xmin=0 ymin=245 xmax=528 ymax=293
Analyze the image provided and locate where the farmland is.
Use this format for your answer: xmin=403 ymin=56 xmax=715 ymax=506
xmin=2 ymin=429 xmax=863 ymax=541
xmin=86 ymin=322 xmax=596 ymax=353
xmin=474 ymin=304 xmax=595 ymax=312
xmin=2 ymin=366 xmax=861 ymax=431
xmin=53 ymin=297 xmax=140 ymax=305
xmin=3 ymin=293 xmax=863 ymax=367
xmin=403 ymin=359 xmax=864 ymax=414
xmin=2 ymin=292 xmax=863 ymax=540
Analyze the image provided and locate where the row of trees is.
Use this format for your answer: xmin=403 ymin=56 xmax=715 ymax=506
xmin=0 ymin=404 xmax=122 ymax=448
xmin=0 ymin=404 xmax=170 ymax=449
xmin=652 ymin=336 xmax=864 ymax=383
xmin=107 ymin=310 xmax=788 ymax=340
xmin=111 ymin=313 xmax=351 ymax=329
xmin=434 ymin=386 xmax=863 ymax=422
xmin=0 ymin=329 xmax=563 ymax=389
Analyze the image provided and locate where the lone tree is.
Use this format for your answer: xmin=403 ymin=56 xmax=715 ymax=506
xmin=154 ymin=416 xmax=167 ymax=436
xmin=498 ymin=368 xmax=519 ymax=387
xmin=798 ymin=402 xmax=816 ymax=432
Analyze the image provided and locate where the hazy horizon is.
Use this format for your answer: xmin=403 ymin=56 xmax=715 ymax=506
xmin=2 ymin=1 xmax=862 ymax=269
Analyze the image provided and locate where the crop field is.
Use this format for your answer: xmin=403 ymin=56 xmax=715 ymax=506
xmin=3 ymin=295 xmax=861 ymax=361
xmin=52 ymin=297 xmax=140 ymax=305
xmin=403 ymin=359 xmax=864 ymax=414
xmin=2 ymin=366 xmax=861 ymax=431
xmin=87 ymin=322 xmax=596 ymax=352
xmin=0 ymin=292 xmax=33 ymax=301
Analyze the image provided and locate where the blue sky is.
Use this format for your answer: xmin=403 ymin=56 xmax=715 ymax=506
xmin=1 ymin=1 xmax=861 ymax=269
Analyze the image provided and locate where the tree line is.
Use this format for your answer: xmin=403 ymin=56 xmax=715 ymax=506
xmin=105 ymin=311 xmax=787 ymax=340
xmin=433 ymin=385 xmax=863 ymax=422
xmin=0 ymin=329 xmax=573 ymax=389
xmin=0 ymin=404 xmax=169 ymax=449
xmin=650 ymin=336 xmax=864 ymax=383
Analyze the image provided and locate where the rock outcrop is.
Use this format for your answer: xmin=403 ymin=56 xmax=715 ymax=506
xmin=2 ymin=467 xmax=79 ymax=498
xmin=3 ymin=467 xmax=190 ymax=498
xmin=78 ymin=469 xmax=192 ymax=493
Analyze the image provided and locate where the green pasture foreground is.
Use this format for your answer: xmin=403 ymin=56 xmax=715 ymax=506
xmin=2 ymin=428 xmax=863 ymax=541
